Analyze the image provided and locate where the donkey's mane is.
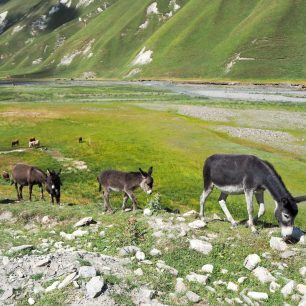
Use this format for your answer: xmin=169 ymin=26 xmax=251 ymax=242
xmin=263 ymin=160 xmax=292 ymax=197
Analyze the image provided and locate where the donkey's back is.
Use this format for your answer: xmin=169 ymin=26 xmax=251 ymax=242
xmin=12 ymin=164 xmax=46 ymax=185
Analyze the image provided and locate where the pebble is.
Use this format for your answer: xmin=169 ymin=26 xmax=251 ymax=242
xmin=156 ymin=261 xmax=178 ymax=276
xmin=99 ymin=231 xmax=105 ymax=237
xmin=143 ymin=208 xmax=153 ymax=216
xmin=297 ymin=284 xmax=306 ymax=295
xmin=281 ymin=280 xmax=296 ymax=297
xmin=9 ymin=245 xmax=34 ymax=254
xmin=247 ymin=291 xmax=269 ymax=301
xmin=74 ymin=217 xmax=96 ymax=228
xmin=182 ymin=210 xmax=198 ymax=217
xmin=58 ymin=272 xmax=78 ymax=289
xmin=244 ymin=254 xmax=261 ymax=270
xmin=238 ymin=276 xmax=247 ymax=284
xmin=28 ymin=298 xmax=35 ymax=305
xmin=189 ymin=239 xmax=212 ymax=255
xmin=79 ymin=266 xmax=97 ymax=278
xmin=227 ymin=282 xmax=238 ymax=292
xmin=72 ymin=229 xmax=88 ymax=237
xmin=86 ymin=276 xmax=104 ymax=298
xmin=35 ymin=257 xmax=51 ymax=267
xmin=119 ymin=245 xmax=141 ymax=256
xmin=269 ymin=281 xmax=281 ymax=293
xmin=252 ymin=266 xmax=276 ymax=283
xmin=270 ymin=237 xmax=288 ymax=251
xmin=186 ymin=272 xmax=209 ymax=285
xmin=221 ymin=269 xmax=228 ymax=274
xmin=150 ymin=248 xmax=161 ymax=256
xmin=201 ymin=264 xmax=213 ymax=273
xmin=134 ymin=268 xmax=144 ymax=276
xmin=300 ymin=267 xmax=306 ymax=277
xmin=188 ymin=220 xmax=206 ymax=229
xmin=135 ymin=251 xmax=145 ymax=261
xmin=175 ymin=278 xmax=187 ymax=293
xmin=281 ymin=250 xmax=296 ymax=259
xmin=186 ymin=291 xmax=201 ymax=303
xmin=45 ymin=281 xmax=60 ymax=293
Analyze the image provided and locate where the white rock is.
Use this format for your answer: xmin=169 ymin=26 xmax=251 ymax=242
xmin=45 ymin=281 xmax=60 ymax=292
xmin=252 ymin=266 xmax=276 ymax=283
xmin=41 ymin=216 xmax=50 ymax=224
xmin=79 ymin=266 xmax=96 ymax=278
xmin=201 ymin=264 xmax=214 ymax=273
xmin=221 ymin=269 xmax=228 ymax=274
xmin=270 ymin=281 xmax=281 ymax=293
xmin=188 ymin=220 xmax=206 ymax=229
xmin=156 ymin=261 xmax=178 ymax=276
xmin=119 ymin=245 xmax=141 ymax=256
xmin=143 ymin=208 xmax=153 ymax=216
xmin=238 ymin=276 xmax=247 ymax=284
xmin=72 ymin=229 xmax=88 ymax=237
xmin=136 ymin=251 xmax=145 ymax=261
xmin=2 ymin=256 xmax=9 ymax=266
xmin=74 ymin=217 xmax=95 ymax=227
xmin=28 ymin=298 xmax=35 ymax=305
xmin=86 ymin=276 xmax=104 ymax=298
xmin=134 ymin=268 xmax=144 ymax=276
xmin=73 ymin=281 xmax=80 ymax=288
xmin=244 ymin=254 xmax=261 ymax=270
xmin=270 ymin=237 xmax=288 ymax=251
xmin=247 ymin=291 xmax=269 ymax=301
xmin=299 ymin=295 xmax=306 ymax=306
xmin=175 ymin=278 xmax=187 ymax=293
xmin=281 ymin=280 xmax=296 ymax=297
xmin=183 ymin=210 xmax=198 ymax=217
xmin=58 ymin=272 xmax=78 ymax=289
xmin=60 ymin=232 xmax=75 ymax=240
xmin=300 ymin=267 xmax=306 ymax=277
xmin=297 ymin=284 xmax=306 ymax=295
xmin=176 ymin=217 xmax=185 ymax=222
xmin=150 ymin=248 xmax=161 ymax=256
xmin=189 ymin=239 xmax=212 ymax=255
xmin=9 ymin=245 xmax=33 ymax=253
xmin=186 ymin=272 xmax=208 ymax=285
xmin=186 ymin=291 xmax=201 ymax=303
xmin=205 ymin=286 xmax=216 ymax=293
xmin=227 ymin=282 xmax=238 ymax=292
xmin=35 ymin=257 xmax=51 ymax=267
xmin=234 ymin=297 xmax=243 ymax=304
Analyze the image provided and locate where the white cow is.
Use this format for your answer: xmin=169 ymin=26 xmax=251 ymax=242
xmin=29 ymin=139 xmax=40 ymax=148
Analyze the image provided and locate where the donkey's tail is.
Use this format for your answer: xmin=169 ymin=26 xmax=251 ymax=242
xmin=97 ymin=176 xmax=101 ymax=192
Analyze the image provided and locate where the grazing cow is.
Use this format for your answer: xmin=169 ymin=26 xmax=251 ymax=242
xmin=97 ymin=167 xmax=153 ymax=212
xmin=11 ymin=139 xmax=19 ymax=147
xmin=2 ymin=171 xmax=10 ymax=181
xmin=29 ymin=137 xmax=36 ymax=142
xmin=29 ymin=139 xmax=40 ymax=148
xmin=78 ymin=137 xmax=83 ymax=143
xmin=200 ymin=154 xmax=306 ymax=237
xmin=11 ymin=164 xmax=46 ymax=201
xmin=45 ymin=169 xmax=62 ymax=205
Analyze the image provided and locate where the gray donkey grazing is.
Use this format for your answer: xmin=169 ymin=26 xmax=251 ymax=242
xmin=97 ymin=167 xmax=153 ymax=212
xmin=200 ymin=154 xmax=306 ymax=237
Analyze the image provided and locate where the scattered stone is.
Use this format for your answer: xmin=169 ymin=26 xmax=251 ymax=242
xmin=297 ymin=284 xmax=306 ymax=295
xmin=60 ymin=231 xmax=75 ymax=240
xmin=28 ymin=297 xmax=35 ymax=305
xmin=247 ymin=291 xmax=269 ymax=301
xmin=183 ymin=210 xmax=198 ymax=217
xmin=221 ymin=269 xmax=228 ymax=274
xmin=281 ymin=280 xmax=296 ymax=297
xmin=86 ymin=276 xmax=104 ymax=298
xmin=74 ymin=217 xmax=96 ymax=228
xmin=234 ymin=297 xmax=243 ymax=304
xmin=262 ymin=252 xmax=272 ymax=259
xmin=213 ymin=280 xmax=227 ymax=286
xmin=244 ymin=254 xmax=261 ymax=270
xmin=189 ymin=239 xmax=212 ymax=255
xmin=72 ymin=229 xmax=88 ymax=237
xmin=142 ymin=260 xmax=153 ymax=265
xmin=238 ymin=276 xmax=247 ymax=284
xmin=0 ymin=287 xmax=13 ymax=301
xmin=175 ymin=278 xmax=187 ymax=293
xmin=41 ymin=216 xmax=51 ymax=224
xmin=79 ymin=266 xmax=96 ymax=278
xmin=270 ymin=236 xmax=288 ymax=251
xmin=186 ymin=272 xmax=208 ymax=285
xmin=134 ymin=268 xmax=144 ymax=276
xmin=2 ymin=256 xmax=9 ymax=266
xmin=73 ymin=280 xmax=80 ymax=289
xmin=131 ymin=287 xmax=156 ymax=304
xmin=201 ymin=264 xmax=214 ymax=273
xmin=186 ymin=291 xmax=201 ymax=303
xmin=176 ymin=216 xmax=185 ymax=222
xmin=270 ymin=281 xmax=281 ymax=293
xmin=9 ymin=244 xmax=34 ymax=254
xmin=252 ymin=266 xmax=276 ymax=283
xmin=143 ymin=208 xmax=153 ymax=216
xmin=35 ymin=257 xmax=51 ymax=267
xmin=299 ymin=267 xmax=306 ymax=277
xmin=119 ymin=245 xmax=141 ymax=256
xmin=188 ymin=220 xmax=206 ymax=229
xmin=205 ymin=286 xmax=216 ymax=293
xmin=280 ymin=250 xmax=296 ymax=259
xmin=153 ymin=231 xmax=164 ymax=238
xmin=45 ymin=281 xmax=60 ymax=292
xmin=212 ymin=213 xmax=222 ymax=220
xmin=227 ymin=282 xmax=238 ymax=292
xmin=156 ymin=261 xmax=178 ymax=276
xmin=99 ymin=230 xmax=105 ymax=238
xmin=58 ymin=272 xmax=78 ymax=289
xmin=150 ymin=248 xmax=161 ymax=257
xmin=135 ymin=251 xmax=145 ymax=261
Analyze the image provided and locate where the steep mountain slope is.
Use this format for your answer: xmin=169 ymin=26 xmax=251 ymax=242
xmin=0 ymin=0 xmax=305 ymax=81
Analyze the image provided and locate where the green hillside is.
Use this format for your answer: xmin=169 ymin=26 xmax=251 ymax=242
xmin=0 ymin=0 xmax=305 ymax=81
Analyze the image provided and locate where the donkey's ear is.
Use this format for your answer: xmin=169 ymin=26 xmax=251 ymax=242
xmin=46 ymin=169 xmax=50 ymax=176
xmin=139 ymin=168 xmax=147 ymax=177
xmin=147 ymin=166 xmax=153 ymax=176
xmin=295 ymin=196 xmax=306 ymax=203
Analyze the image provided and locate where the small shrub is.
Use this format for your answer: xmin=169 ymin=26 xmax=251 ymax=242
xmin=145 ymin=193 xmax=162 ymax=212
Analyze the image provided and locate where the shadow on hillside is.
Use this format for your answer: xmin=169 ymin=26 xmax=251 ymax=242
xmin=0 ymin=0 xmax=10 ymax=5
xmin=47 ymin=4 xmax=79 ymax=31
xmin=0 ymin=199 xmax=17 ymax=204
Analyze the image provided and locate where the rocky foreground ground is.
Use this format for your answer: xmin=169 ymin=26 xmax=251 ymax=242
xmin=0 ymin=208 xmax=305 ymax=306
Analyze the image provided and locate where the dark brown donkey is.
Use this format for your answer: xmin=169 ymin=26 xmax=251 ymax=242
xmin=97 ymin=167 xmax=153 ymax=212
xmin=12 ymin=164 xmax=47 ymax=201
xmin=11 ymin=139 xmax=19 ymax=147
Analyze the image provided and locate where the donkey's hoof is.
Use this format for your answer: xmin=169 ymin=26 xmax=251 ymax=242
xmin=231 ymin=221 xmax=238 ymax=228
xmin=251 ymin=227 xmax=259 ymax=235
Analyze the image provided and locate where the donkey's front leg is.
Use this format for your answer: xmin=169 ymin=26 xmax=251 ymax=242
xmin=253 ymin=191 xmax=265 ymax=224
xmin=218 ymin=193 xmax=238 ymax=227
xmin=244 ymin=189 xmax=258 ymax=234
xmin=122 ymin=193 xmax=129 ymax=210
xmin=103 ymin=190 xmax=113 ymax=213
xmin=126 ymin=191 xmax=138 ymax=211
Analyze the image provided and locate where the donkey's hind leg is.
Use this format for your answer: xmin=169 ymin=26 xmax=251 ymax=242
xmin=15 ymin=183 xmax=20 ymax=200
xmin=102 ymin=189 xmax=113 ymax=213
xmin=199 ymin=184 xmax=214 ymax=219
xmin=253 ymin=191 xmax=265 ymax=224
xmin=244 ymin=189 xmax=258 ymax=234
xmin=218 ymin=193 xmax=238 ymax=227
xmin=122 ymin=193 xmax=129 ymax=210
